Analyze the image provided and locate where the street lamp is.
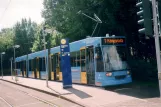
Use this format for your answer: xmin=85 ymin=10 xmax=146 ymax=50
xmin=13 ymin=45 xmax=20 ymax=78
xmin=77 ymin=10 xmax=102 ymax=37
xmin=42 ymin=25 xmax=49 ymax=87
xmin=41 ymin=26 xmax=55 ymax=87
xmin=1 ymin=52 xmax=5 ymax=78
xmin=10 ymin=57 xmax=13 ymax=80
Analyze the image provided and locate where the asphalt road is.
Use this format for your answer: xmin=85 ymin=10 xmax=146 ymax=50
xmin=0 ymin=80 xmax=81 ymax=107
xmin=105 ymin=81 xmax=160 ymax=99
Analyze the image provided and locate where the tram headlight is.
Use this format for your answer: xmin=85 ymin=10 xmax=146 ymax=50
xmin=127 ymin=71 xmax=130 ymax=75
xmin=106 ymin=72 xmax=112 ymax=76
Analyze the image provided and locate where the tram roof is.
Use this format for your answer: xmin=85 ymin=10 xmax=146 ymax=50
xmin=15 ymin=55 xmax=27 ymax=62
xmin=50 ymin=36 xmax=125 ymax=53
xmin=15 ymin=36 xmax=126 ymax=59
xmin=50 ymin=37 xmax=101 ymax=53
xmin=28 ymin=49 xmax=48 ymax=60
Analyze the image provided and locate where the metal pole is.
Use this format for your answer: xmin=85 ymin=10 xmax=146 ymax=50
xmin=43 ymin=27 xmax=48 ymax=87
xmin=14 ymin=47 xmax=17 ymax=80
xmin=81 ymin=13 xmax=98 ymax=22
xmin=1 ymin=54 xmax=3 ymax=78
xmin=91 ymin=22 xmax=99 ymax=37
xmin=152 ymin=0 xmax=161 ymax=97
xmin=11 ymin=58 xmax=13 ymax=80
xmin=14 ymin=47 xmax=15 ymax=73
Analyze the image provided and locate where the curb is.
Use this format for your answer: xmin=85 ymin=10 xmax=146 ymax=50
xmin=1 ymin=79 xmax=86 ymax=107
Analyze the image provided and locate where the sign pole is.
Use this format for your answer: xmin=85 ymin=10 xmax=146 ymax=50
xmin=60 ymin=38 xmax=72 ymax=89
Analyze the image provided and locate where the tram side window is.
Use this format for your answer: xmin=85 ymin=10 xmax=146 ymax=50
xmin=76 ymin=51 xmax=80 ymax=66
xmin=39 ymin=58 xmax=42 ymax=71
xmin=31 ymin=60 xmax=34 ymax=71
xmin=39 ymin=57 xmax=46 ymax=71
xmin=19 ymin=62 xmax=21 ymax=69
xmin=32 ymin=59 xmax=35 ymax=71
xmin=16 ymin=62 xmax=19 ymax=69
xmin=20 ymin=61 xmax=23 ymax=71
xmin=16 ymin=62 xmax=18 ymax=69
xmin=70 ymin=52 xmax=77 ymax=67
xmin=55 ymin=54 xmax=60 ymax=68
xmin=42 ymin=57 xmax=46 ymax=71
xmin=80 ymin=49 xmax=86 ymax=71
xmin=29 ymin=60 xmax=32 ymax=71
xmin=51 ymin=55 xmax=53 ymax=72
xmin=23 ymin=61 xmax=26 ymax=71
xmin=95 ymin=47 xmax=104 ymax=72
xmin=51 ymin=54 xmax=57 ymax=72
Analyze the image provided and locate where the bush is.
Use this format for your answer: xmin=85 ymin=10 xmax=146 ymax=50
xmin=128 ymin=59 xmax=158 ymax=81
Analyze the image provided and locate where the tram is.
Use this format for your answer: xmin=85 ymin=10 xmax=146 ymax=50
xmin=15 ymin=36 xmax=132 ymax=86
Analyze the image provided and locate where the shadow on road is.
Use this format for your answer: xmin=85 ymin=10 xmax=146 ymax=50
xmin=48 ymin=86 xmax=72 ymax=96
xmin=105 ymin=81 xmax=160 ymax=99
xmin=66 ymin=88 xmax=92 ymax=99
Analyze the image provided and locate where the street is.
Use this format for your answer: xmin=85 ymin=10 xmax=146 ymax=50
xmin=0 ymin=80 xmax=81 ymax=107
xmin=105 ymin=81 xmax=160 ymax=99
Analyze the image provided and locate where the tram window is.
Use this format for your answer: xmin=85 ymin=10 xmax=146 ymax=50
xmin=42 ymin=58 xmax=46 ymax=71
xmin=20 ymin=61 xmax=23 ymax=71
xmin=39 ymin=58 xmax=46 ymax=71
xmin=102 ymin=46 xmax=129 ymax=71
xmin=19 ymin=62 xmax=21 ymax=69
xmin=51 ymin=55 xmax=54 ymax=72
xmin=39 ymin=58 xmax=42 ymax=70
xmin=70 ymin=52 xmax=77 ymax=67
xmin=23 ymin=61 xmax=25 ymax=71
xmin=76 ymin=51 xmax=80 ymax=66
xmin=52 ymin=54 xmax=57 ymax=71
xmin=56 ymin=54 xmax=60 ymax=67
xmin=16 ymin=62 xmax=20 ymax=69
xmin=117 ymin=47 xmax=127 ymax=61
xmin=29 ymin=60 xmax=32 ymax=71
xmin=16 ymin=62 xmax=18 ymax=68
xmin=31 ymin=60 xmax=34 ymax=71
xmin=95 ymin=47 xmax=104 ymax=72
xmin=80 ymin=49 xmax=86 ymax=71
xmin=32 ymin=60 xmax=34 ymax=71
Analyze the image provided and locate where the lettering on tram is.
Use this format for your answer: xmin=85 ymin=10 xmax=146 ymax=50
xmin=102 ymin=38 xmax=126 ymax=45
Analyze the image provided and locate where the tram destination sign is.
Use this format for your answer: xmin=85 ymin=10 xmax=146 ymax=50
xmin=101 ymin=38 xmax=126 ymax=45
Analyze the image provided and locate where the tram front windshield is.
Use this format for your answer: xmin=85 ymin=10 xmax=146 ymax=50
xmin=102 ymin=46 xmax=129 ymax=71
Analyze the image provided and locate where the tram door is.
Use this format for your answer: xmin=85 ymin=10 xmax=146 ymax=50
xmin=23 ymin=60 xmax=26 ymax=77
xmin=50 ymin=54 xmax=56 ymax=80
xmin=80 ymin=48 xmax=87 ymax=84
xmin=36 ymin=57 xmax=40 ymax=79
xmin=55 ymin=53 xmax=61 ymax=81
xmin=86 ymin=46 xmax=95 ymax=85
xmin=33 ymin=58 xmax=37 ymax=78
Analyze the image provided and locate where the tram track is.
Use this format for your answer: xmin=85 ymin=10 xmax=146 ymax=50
xmin=0 ymin=82 xmax=59 ymax=107
xmin=0 ymin=96 xmax=13 ymax=107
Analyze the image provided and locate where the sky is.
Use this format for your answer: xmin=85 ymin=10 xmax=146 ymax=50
xmin=0 ymin=0 xmax=44 ymax=30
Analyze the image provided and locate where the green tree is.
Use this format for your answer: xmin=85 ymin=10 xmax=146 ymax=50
xmin=0 ymin=28 xmax=14 ymax=54
xmin=42 ymin=0 xmax=125 ymax=41
xmin=31 ymin=26 xmax=63 ymax=52
xmin=13 ymin=18 xmax=37 ymax=56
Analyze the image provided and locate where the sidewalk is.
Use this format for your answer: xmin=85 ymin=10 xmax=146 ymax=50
xmin=1 ymin=76 xmax=161 ymax=107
